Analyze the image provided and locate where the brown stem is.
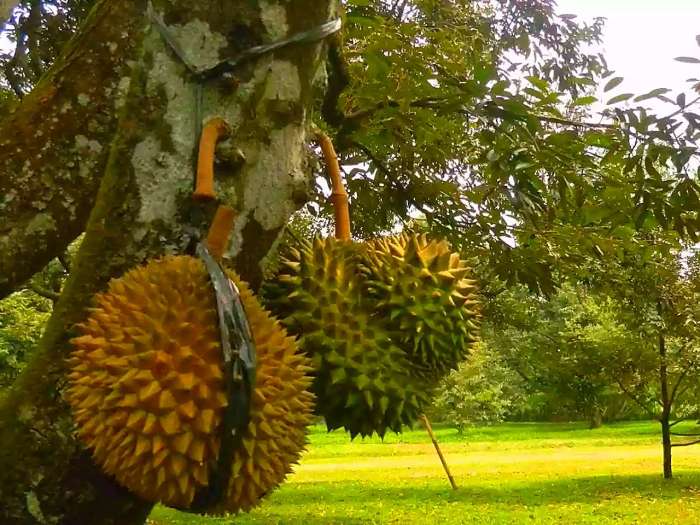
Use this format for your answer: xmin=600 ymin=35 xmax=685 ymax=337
xmin=317 ymin=132 xmax=351 ymax=241
xmin=194 ymin=118 xmax=230 ymax=200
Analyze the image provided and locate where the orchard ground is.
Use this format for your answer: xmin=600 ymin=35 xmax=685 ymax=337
xmin=149 ymin=421 xmax=700 ymax=524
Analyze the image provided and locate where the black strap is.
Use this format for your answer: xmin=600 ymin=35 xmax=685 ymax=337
xmin=147 ymin=4 xmax=341 ymax=79
xmin=187 ymin=243 xmax=257 ymax=512
xmin=196 ymin=18 xmax=342 ymax=80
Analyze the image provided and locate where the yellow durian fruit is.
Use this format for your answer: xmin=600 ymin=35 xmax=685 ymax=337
xmin=66 ymin=255 xmax=314 ymax=514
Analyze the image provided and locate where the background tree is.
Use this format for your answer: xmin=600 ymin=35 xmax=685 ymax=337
xmin=589 ymin=233 xmax=700 ymax=479
xmin=0 ymin=289 xmax=50 ymax=388
xmin=484 ymin=283 xmax=641 ymax=428
xmin=431 ymin=341 xmax=526 ymax=432
xmin=482 ymin=232 xmax=700 ymax=478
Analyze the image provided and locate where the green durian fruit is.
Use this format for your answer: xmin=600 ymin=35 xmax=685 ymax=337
xmin=362 ymin=233 xmax=481 ymax=381
xmin=263 ymin=237 xmax=429 ymax=438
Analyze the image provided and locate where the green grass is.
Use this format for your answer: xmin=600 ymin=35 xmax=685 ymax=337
xmin=149 ymin=421 xmax=700 ymax=524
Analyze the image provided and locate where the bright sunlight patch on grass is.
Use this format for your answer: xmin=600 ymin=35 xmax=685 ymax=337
xmin=149 ymin=421 xmax=700 ymax=524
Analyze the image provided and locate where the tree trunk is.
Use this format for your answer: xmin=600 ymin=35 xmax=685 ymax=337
xmin=0 ymin=1 xmax=337 ymax=523
xmin=659 ymin=332 xmax=673 ymax=479
xmin=588 ymin=403 xmax=603 ymax=429
xmin=660 ymin=414 xmax=673 ymax=479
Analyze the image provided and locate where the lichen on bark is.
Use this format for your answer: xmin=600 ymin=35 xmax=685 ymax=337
xmin=0 ymin=1 xmax=337 ymax=523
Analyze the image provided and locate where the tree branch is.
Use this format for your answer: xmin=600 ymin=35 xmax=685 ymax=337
xmin=347 ymin=139 xmax=392 ymax=178
xmin=670 ymin=417 xmax=691 ymax=428
xmin=672 ymin=439 xmax=700 ymax=448
xmin=669 ymin=367 xmax=691 ymax=405
xmin=614 ymin=378 xmax=655 ymax=417
xmin=27 ymin=283 xmax=60 ymax=302
xmin=25 ymin=0 xmax=45 ymax=82
xmin=0 ymin=0 xmax=147 ymax=300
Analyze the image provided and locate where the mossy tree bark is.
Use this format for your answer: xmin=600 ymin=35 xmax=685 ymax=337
xmin=0 ymin=0 xmax=336 ymax=523
xmin=0 ymin=0 xmax=147 ymax=300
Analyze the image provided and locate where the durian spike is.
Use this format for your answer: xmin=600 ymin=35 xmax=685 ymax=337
xmin=206 ymin=205 xmax=236 ymax=261
xmin=317 ymin=131 xmax=351 ymax=241
xmin=194 ymin=117 xmax=231 ymax=200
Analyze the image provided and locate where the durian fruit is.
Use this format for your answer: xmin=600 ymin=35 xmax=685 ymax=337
xmin=362 ymin=233 xmax=481 ymax=381
xmin=66 ymin=255 xmax=314 ymax=513
xmin=263 ymin=237 xmax=430 ymax=438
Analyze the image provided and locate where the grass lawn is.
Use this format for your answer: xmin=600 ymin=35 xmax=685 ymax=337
xmin=149 ymin=421 xmax=700 ymax=524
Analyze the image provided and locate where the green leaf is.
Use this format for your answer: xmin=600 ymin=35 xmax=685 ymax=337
xmin=355 ymin=374 xmax=370 ymax=390
xmin=526 ymin=76 xmax=548 ymax=91
xmin=523 ymin=87 xmax=546 ymax=99
xmin=644 ymin=156 xmax=660 ymax=178
xmin=604 ymin=77 xmax=624 ymax=92
xmin=607 ymin=93 xmax=634 ymax=105
xmin=515 ymin=161 xmax=534 ymax=171
xmin=573 ymin=96 xmax=597 ymax=106
xmin=633 ymin=88 xmax=670 ymax=102
xmin=330 ymin=367 xmax=347 ymax=384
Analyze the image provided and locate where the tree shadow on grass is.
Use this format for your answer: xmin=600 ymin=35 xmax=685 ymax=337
xmin=151 ymin=471 xmax=700 ymax=524
xmin=269 ymin=471 xmax=700 ymax=508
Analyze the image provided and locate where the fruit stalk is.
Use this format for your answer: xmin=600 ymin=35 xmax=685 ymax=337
xmin=318 ymin=132 xmax=351 ymax=241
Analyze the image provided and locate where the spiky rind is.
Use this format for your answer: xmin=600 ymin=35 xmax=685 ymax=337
xmin=212 ymin=275 xmax=314 ymax=514
xmin=263 ymin=238 xmax=429 ymax=438
xmin=362 ymin=233 xmax=481 ymax=381
xmin=66 ymin=256 xmax=314 ymax=514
